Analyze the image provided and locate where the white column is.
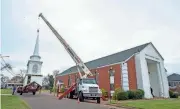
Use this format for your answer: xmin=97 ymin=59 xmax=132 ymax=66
xmin=140 ymin=56 xmax=152 ymax=98
xmin=159 ymin=62 xmax=169 ymax=98
xmin=156 ymin=63 xmax=164 ymax=97
xmin=135 ymin=54 xmax=143 ymax=89
xmin=121 ymin=63 xmax=129 ymax=91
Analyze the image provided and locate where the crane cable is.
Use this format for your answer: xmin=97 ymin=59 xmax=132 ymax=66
xmin=37 ymin=16 xmax=40 ymax=35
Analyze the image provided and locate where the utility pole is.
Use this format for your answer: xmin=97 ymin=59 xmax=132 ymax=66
xmin=0 ymin=54 xmax=9 ymax=69
xmin=0 ymin=55 xmax=10 ymax=87
xmin=0 ymin=54 xmax=15 ymax=76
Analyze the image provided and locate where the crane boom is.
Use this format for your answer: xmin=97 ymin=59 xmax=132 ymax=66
xmin=38 ymin=13 xmax=93 ymax=78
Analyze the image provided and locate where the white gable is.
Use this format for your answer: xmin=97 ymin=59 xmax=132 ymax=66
xmin=141 ymin=43 xmax=163 ymax=61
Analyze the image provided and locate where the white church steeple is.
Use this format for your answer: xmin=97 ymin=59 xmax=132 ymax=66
xmin=27 ymin=29 xmax=43 ymax=75
xmin=33 ymin=29 xmax=39 ymax=56
xmin=24 ymin=29 xmax=43 ymax=86
xmin=29 ymin=29 xmax=41 ymax=61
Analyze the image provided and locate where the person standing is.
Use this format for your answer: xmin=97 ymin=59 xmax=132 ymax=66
xmin=150 ymin=87 xmax=154 ymax=97
xmin=12 ymin=85 xmax=16 ymax=95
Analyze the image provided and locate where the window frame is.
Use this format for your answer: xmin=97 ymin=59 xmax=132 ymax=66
xmin=109 ymin=68 xmax=115 ymax=91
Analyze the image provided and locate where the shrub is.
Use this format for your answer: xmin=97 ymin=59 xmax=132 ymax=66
xmin=60 ymin=85 xmax=65 ymax=93
xmin=127 ymin=90 xmax=135 ymax=99
xmin=49 ymin=87 xmax=53 ymax=93
xmin=112 ymin=87 xmax=123 ymax=100
xmin=117 ymin=91 xmax=129 ymax=100
xmin=101 ymin=88 xmax=108 ymax=97
xmin=169 ymin=90 xmax=179 ymax=98
xmin=133 ymin=89 xmax=144 ymax=99
xmin=138 ymin=89 xmax=145 ymax=97
xmin=127 ymin=89 xmax=144 ymax=99
xmin=169 ymin=90 xmax=173 ymax=97
xmin=173 ymin=92 xmax=179 ymax=98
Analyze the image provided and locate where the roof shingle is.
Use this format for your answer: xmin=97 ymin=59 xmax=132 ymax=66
xmin=58 ymin=42 xmax=150 ymax=76
xmin=168 ymin=73 xmax=180 ymax=81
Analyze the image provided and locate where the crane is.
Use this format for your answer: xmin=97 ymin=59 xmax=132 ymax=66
xmin=38 ymin=13 xmax=102 ymax=103
xmin=38 ymin=13 xmax=93 ymax=79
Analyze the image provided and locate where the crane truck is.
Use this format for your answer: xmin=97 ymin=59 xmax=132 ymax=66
xmin=38 ymin=13 xmax=102 ymax=103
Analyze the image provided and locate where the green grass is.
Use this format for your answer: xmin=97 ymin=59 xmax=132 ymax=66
xmin=0 ymin=89 xmax=31 ymax=109
xmin=0 ymin=89 xmax=12 ymax=94
xmin=110 ymin=99 xmax=180 ymax=109
xmin=41 ymin=89 xmax=49 ymax=92
xmin=1 ymin=95 xmax=31 ymax=109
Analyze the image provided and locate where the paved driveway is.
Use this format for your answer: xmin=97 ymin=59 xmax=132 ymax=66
xmin=20 ymin=93 xmax=116 ymax=109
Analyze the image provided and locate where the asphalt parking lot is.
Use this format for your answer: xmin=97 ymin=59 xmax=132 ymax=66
xmin=20 ymin=92 xmax=118 ymax=109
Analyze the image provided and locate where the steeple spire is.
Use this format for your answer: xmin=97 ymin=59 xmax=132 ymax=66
xmin=33 ymin=29 xmax=39 ymax=56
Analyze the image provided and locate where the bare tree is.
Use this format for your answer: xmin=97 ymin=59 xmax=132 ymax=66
xmin=16 ymin=69 xmax=26 ymax=78
xmin=42 ymin=76 xmax=49 ymax=85
xmin=11 ymin=69 xmax=26 ymax=83
xmin=42 ymin=76 xmax=49 ymax=89
xmin=53 ymin=70 xmax=59 ymax=77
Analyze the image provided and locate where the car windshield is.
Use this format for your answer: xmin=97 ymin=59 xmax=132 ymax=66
xmin=82 ymin=79 xmax=97 ymax=84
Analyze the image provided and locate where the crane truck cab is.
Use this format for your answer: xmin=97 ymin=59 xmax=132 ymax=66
xmin=68 ymin=78 xmax=102 ymax=103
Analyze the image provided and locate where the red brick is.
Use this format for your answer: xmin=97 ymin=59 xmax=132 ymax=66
xmin=127 ymin=56 xmax=137 ymax=90
xmin=56 ymin=64 xmax=123 ymax=93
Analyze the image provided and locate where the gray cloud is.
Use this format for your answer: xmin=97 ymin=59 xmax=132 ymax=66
xmin=2 ymin=0 xmax=180 ymax=76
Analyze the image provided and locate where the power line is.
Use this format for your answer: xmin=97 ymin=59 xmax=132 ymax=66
xmin=1 ymin=63 xmax=15 ymax=76
xmin=1 ymin=57 xmax=16 ymax=76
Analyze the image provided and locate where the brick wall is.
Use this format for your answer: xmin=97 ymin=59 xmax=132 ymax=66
xmin=56 ymin=64 xmax=121 ymax=93
xmin=56 ymin=56 xmax=137 ymax=92
xmin=127 ymin=56 xmax=137 ymax=90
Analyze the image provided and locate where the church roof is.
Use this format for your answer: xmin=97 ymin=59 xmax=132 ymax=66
xmin=58 ymin=42 xmax=150 ymax=76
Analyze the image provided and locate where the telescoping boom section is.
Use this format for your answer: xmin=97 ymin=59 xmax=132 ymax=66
xmin=38 ymin=13 xmax=93 ymax=79
xmin=39 ymin=13 xmax=102 ymax=103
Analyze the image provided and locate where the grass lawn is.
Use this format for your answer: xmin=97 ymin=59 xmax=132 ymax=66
xmin=0 ymin=89 xmax=12 ymax=94
xmin=41 ymin=89 xmax=49 ymax=92
xmin=110 ymin=99 xmax=180 ymax=109
xmin=1 ymin=89 xmax=31 ymax=109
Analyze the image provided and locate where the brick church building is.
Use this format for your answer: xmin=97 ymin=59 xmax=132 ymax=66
xmin=56 ymin=42 xmax=169 ymax=98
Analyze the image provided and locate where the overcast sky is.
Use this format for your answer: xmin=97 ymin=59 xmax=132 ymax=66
xmin=1 ymin=0 xmax=180 ymax=78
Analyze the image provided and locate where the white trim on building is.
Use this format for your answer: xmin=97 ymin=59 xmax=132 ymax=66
xmin=135 ymin=43 xmax=169 ymax=98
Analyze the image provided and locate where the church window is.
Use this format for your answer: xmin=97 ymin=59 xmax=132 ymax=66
xmin=109 ymin=68 xmax=115 ymax=92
